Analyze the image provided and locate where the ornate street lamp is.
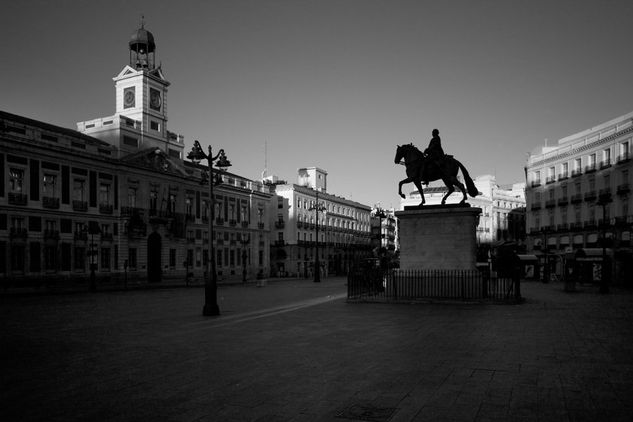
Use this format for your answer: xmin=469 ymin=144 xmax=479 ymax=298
xmin=596 ymin=195 xmax=613 ymax=294
xmin=187 ymin=140 xmax=231 ymax=316
xmin=240 ymin=234 xmax=250 ymax=283
xmin=309 ymin=189 xmax=327 ymax=282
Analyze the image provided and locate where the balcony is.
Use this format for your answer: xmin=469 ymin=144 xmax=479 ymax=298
xmin=42 ymin=196 xmax=60 ymax=209
xmin=215 ymin=218 xmax=224 ymax=225
xmin=585 ymin=164 xmax=596 ymax=174
xmin=615 ymin=216 xmax=629 ymax=227
xmin=584 ymin=220 xmax=597 ymax=229
xmin=558 ymin=173 xmax=569 ymax=181
xmin=545 ymin=199 xmax=556 ymax=208
xmin=530 ymin=203 xmax=541 ymax=211
xmin=241 ymin=221 xmax=249 ymax=228
xmin=229 ymin=219 xmax=237 ymax=227
xmin=9 ymin=227 xmax=28 ymax=240
xmin=557 ymin=196 xmax=569 ymax=206
xmin=571 ymin=169 xmax=582 ymax=177
xmin=73 ymin=200 xmax=88 ymax=212
xmin=569 ymin=222 xmax=583 ymax=230
xmin=570 ymin=194 xmax=583 ymax=204
xmin=599 ymin=159 xmax=611 ymax=170
xmin=44 ymin=230 xmax=60 ymax=240
xmin=598 ymin=189 xmax=612 ymax=202
xmin=531 ymin=181 xmax=541 ymax=188
xmin=99 ymin=203 xmax=113 ymax=214
xmin=275 ymin=221 xmax=285 ymax=229
xmin=617 ymin=152 xmax=630 ymax=164
xmin=617 ymin=183 xmax=630 ymax=195
xmin=101 ymin=233 xmax=114 ymax=242
xmin=258 ymin=222 xmax=265 ymax=229
xmin=121 ymin=206 xmax=143 ymax=217
xmin=8 ymin=192 xmax=28 ymax=205
xmin=74 ymin=231 xmax=88 ymax=241
xmin=556 ymin=223 xmax=568 ymax=232
xmin=297 ymin=221 xmax=303 ymax=229
xmin=545 ymin=176 xmax=556 ymax=184
xmin=274 ymin=240 xmax=285 ymax=247
xmin=583 ymin=191 xmax=597 ymax=202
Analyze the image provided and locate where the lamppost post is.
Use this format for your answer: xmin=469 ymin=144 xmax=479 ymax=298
xmin=240 ymin=234 xmax=250 ymax=283
xmin=310 ymin=189 xmax=327 ymax=282
xmin=187 ymin=140 xmax=231 ymax=316
xmin=596 ymin=195 xmax=612 ymax=294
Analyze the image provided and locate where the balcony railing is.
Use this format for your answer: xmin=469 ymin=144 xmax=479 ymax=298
xmin=570 ymin=194 xmax=583 ymax=204
xmin=297 ymin=221 xmax=303 ymax=228
xmin=229 ymin=219 xmax=237 ymax=227
xmin=8 ymin=192 xmax=28 ymax=205
xmin=557 ymin=197 xmax=569 ymax=206
xmin=569 ymin=222 xmax=583 ymax=230
xmin=571 ymin=169 xmax=582 ymax=177
xmin=558 ymin=173 xmax=569 ymax=181
xmin=599 ymin=159 xmax=611 ymax=169
xmin=215 ymin=218 xmax=224 ymax=225
xmin=546 ymin=176 xmax=556 ymax=184
xmin=557 ymin=223 xmax=568 ymax=231
xmin=44 ymin=230 xmax=60 ymax=240
xmin=275 ymin=221 xmax=285 ymax=229
xmin=584 ymin=220 xmax=597 ymax=229
xmin=72 ymin=200 xmax=88 ymax=212
xmin=531 ymin=181 xmax=541 ymax=188
xmin=583 ymin=191 xmax=597 ymax=202
xmin=99 ymin=203 xmax=114 ymax=214
xmin=598 ymin=189 xmax=612 ymax=201
xmin=42 ymin=196 xmax=60 ymax=209
xmin=530 ymin=203 xmax=541 ymax=211
xmin=617 ymin=152 xmax=630 ymax=164
xmin=101 ymin=233 xmax=114 ymax=242
xmin=617 ymin=183 xmax=630 ymax=195
xmin=9 ymin=227 xmax=28 ymax=239
xmin=585 ymin=164 xmax=596 ymax=173
xmin=274 ymin=240 xmax=285 ymax=246
xmin=74 ymin=231 xmax=88 ymax=241
xmin=241 ymin=221 xmax=249 ymax=228
xmin=545 ymin=199 xmax=556 ymax=208
xmin=121 ymin=206 xmax=143 ymax=217
xmin=258 ymin=222 xmax=265 ymax=229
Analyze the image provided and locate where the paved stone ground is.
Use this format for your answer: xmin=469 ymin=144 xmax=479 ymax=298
xmin=1 ymin=278 xmax=633 ymax=421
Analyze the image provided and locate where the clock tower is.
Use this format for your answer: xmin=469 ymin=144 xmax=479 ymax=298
xmin=78 ymin=21 xmax=184 ymax=159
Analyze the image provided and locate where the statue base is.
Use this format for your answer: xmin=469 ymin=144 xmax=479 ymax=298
xmin=395 ymin=205 xmax=481 ymax=270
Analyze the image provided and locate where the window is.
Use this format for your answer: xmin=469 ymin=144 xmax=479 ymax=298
xmin=170 ymin=249 xmax=176 ymax=267
xmin=128 ymin=248 xmax=137 ymax=270
xmin=149 ymin=189 xmax=158 ymax=212
xmin=128 ymin=187 xmax=137 ymax=207
xmin=73 ymin=179 xmax=86 ymax=201
xmin=620 ymin=141 xmax=630 ymax=161
xmin=589 ymin=153 xmax=596 ymax=169
xmin=560 ymin=163 xmax=568 ymax=178
xmin=123 ymin=136 xmax=138 ymax=147
xmin=10 ymin=168 xmax=24 ymax=192
xmin=186 ymin=197 xmax=193 ymax=217
xmin=150 ymin=120 xmax=160 ymax=131
xmin=603 ymin=148 xmax=611 ymax=165
xmin=43 ymin=174 xmax=57 ymax=197
xmin=99 ymin=183 xmax=111 ymax=205
xmin=101 ymin=248 xmax=111 ymax=271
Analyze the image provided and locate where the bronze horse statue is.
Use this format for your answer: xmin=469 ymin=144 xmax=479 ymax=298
xmin=395 ymin=144 xmax=478 ymax=206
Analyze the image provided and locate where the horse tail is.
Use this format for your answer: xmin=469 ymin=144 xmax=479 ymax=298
xmin=455 ymin=159 xmax=479 ymax=197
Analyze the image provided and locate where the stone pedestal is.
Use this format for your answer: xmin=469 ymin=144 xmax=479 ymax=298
xmin=395 ymin=205 xmax=481 ymax=270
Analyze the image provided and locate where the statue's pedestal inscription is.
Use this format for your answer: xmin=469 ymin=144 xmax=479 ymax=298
xmin=396 ymin=205 xmax=481 ymax=270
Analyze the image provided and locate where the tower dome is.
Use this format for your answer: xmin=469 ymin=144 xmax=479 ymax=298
xmin=129 ymin=19 xmax=156 ymax=70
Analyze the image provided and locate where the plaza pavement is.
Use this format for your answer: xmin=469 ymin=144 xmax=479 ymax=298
xmin=1 ymin=277 xmax=633 ymax=421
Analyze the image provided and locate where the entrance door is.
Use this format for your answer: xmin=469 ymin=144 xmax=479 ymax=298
xmin=147 ymin=232 xmax=162 ymax=283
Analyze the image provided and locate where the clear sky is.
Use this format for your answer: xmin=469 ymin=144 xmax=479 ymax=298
xmin=2 ymin=0 xmax=633 ymax=209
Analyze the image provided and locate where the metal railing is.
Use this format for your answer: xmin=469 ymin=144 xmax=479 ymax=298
xmin=347 ymin=268 xmax=521 ymax=303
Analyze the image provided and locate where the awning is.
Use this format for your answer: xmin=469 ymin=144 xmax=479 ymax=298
xmin=575 ymin=248 xmax=613 ymax=261
xmin=559 ymin=236 xmax=570 ymax=245
xmin=586 ymin=233 xmax=598 ymax=243
xmin=516 ymin=254 xmax=539 ymax=263
xmin=547 ymin=237 xmax=557 ymax=245
xmin=573 ymin=235 xmax=583 ymax=244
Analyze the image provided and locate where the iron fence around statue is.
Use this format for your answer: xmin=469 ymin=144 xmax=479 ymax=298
xmin=347 ymin=268 xmax=521 ymax=303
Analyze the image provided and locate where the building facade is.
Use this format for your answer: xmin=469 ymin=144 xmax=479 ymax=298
xmin=400 ymin=175 xmax=526 ymax=246
xmin=0 ymin=24 xmax=273 ymax=287
xmin=524 ymin=111 xmax=632 ymax=283
xmin=267 ymin=168 xmax=373 ymax=277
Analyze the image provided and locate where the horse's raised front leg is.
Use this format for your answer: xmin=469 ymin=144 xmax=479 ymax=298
xmin=413 ymin=179 xmax=425 ymax=206
xmin=398 ymin=177 xmax=414 ymax=199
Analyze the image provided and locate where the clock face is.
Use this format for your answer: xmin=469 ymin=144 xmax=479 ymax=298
xmin=150 ymin=88 xmax=162 ymax=111
xmin=123 ymin=87 xmax=135 ymax=108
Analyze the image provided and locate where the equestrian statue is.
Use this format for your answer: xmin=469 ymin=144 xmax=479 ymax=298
xmin=395 ymin=129 xmax=479 ymax=206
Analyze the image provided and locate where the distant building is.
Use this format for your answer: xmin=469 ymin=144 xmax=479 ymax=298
xmin=370 ymin=207 xmax=397 ymax=252
xmin=524 ymin=111 xmax=633 ymax=284
xmin=0 ymin=23 xmax=273 ymax=286
xmin=267 ymin=168 xmax=373 ymax=277
xmin=400 ymin=175 xmax=526 ymax=245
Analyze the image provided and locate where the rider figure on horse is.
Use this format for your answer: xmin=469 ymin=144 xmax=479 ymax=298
xmin=421 ymin=128 xmax=445 ymax=184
